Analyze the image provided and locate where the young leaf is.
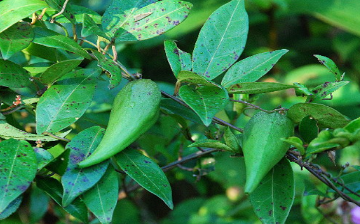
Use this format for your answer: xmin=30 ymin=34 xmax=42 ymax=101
xmin=306 ymin=130 xmax=339 ymax=156
xmin=0 ymin=0 xmax=47 ymax=33
xmin=224 ymin=127 xmax=242 ymax=153
xmin=115 ymin=149 xmax=173 ymax=209
xmin=188 ymin=139 xmax=234 ymax=152
xmin=0 ymin=59 xmax=32 ymax=88
xmin=177 ymin=71 xmax=220 ymax=87
xmin=82 ymin=166 xmax=119 ymax=224
xmin=82 ymin=14 xmax=108 ymax=38
xmin=0 ymin=195 xmax=22 ymax=220
xmin=0 ymin=120 xmax=71 ymax=141
xmin=344 ymin=117 xmax=360 ymax=133
xmin=45 ymin=0 xmax=76 ymax=24
xmin=287 ymin=103 xmax=349 ymax=129
xmin=227 ymin=82 xmax=295 ymax=94
xmin=164 ymin=40 xmax=192 ymax=77
xmin=62 ymin=126 xmax=108 ymax=207
xmin=116 ymin=0 xmax=192 ymax=41
xmin=314 ymin=54 xmax=343 ymax=81
xmin=36 ymin=177 xmax=89 ymax=223
xmin=36 ymin=68 xmax=100 ymax=134
xmin=0 ymin=139 xmax=37 ymax=213
xmin=0 ymin=22 xmax=34 ymax=60
xmin=33 ymin=27 xmax=91 ymax=59
xmin=250 ymin=158 xmax=295 ymax=224
xmin=39 ymin=59 xmax=83 ymax=84
xmin=299 ymin=116 xmax=319 ymax=143
xmin=221 ymin=49 xmax=288 ymax=87
xmin=179 ymin=85 xmax=229 ymax=126
xmin=192 ymin=0 xmax=249 ymax=80
xmin=281 ymin=137 xmax=305 ymax=155
xmin=92 ymin=51 xmax=122 ymax=89
xmin=307 ymin=81 xmax=349 ymax=102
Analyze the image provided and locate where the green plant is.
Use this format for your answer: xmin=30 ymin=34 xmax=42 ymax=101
xmin=1 ymin=0 xmax=360 ymax=223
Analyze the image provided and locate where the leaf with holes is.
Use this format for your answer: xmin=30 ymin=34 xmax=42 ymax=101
xmin=82 ymin=166 xmax=119 ymax=224
xmin=222 ymin=49 xmax=288 ymax=87
xmin=36 ymin=68 xmax=100 ymax=134
xmin=116 ymin=0 xmax=192 ymax=41
xmin=61 ymin=126 xmax=108 ymax=207
xmin=115 ymin=149 xmax=173 ymax=209
xmin=179 ymin=85 xmax=229 ymax=126
xmin=39 ymin=59 xmax=83 ymax=84
xmin=250 ymin=158 xmax=295 ymax=224
xmin=0 ymin=139 xmax=37 ymax=213
xmin=164 ymin=40 xmax=192 ymax=77
xmin=33 ymin=27 xmax=90 ymax=59
xmin=0 ymin=59 xmax=31 ymax=88
xmin=314 ymin=55 xmax=343 ymax=81
xmin=0 ymin=0 xmax=47 ymax=33
xmin=307 ymin=81 xmax=349 ymax=102
xmin=227 ymin=82 xmax=295 ymax=94
xmin=192 ymin=0 xmax=248 ymax=80
xmin=0 ymin=22 xmax=34 ymax=60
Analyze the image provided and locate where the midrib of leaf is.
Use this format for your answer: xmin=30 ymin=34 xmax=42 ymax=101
xmin=195 ymin=89 xmax=209 ymax=121
xmin=64 ymin=128 xmax=103 ymax=204
xmin=202 ymin=0 xmax=241 ymax=76
xmin=123 ymin=152 xmax=170 ymax=202
xmin=270 ymin=168 xmax=276 ymax=221
xmin=96 ymin=184 xmax=107 ymax=219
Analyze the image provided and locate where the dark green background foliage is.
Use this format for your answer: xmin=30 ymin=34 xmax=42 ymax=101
xmin=1 ymin=0 xmax=360 ymax=223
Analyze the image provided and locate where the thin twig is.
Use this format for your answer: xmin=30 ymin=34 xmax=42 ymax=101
xmin=43 ymin=132 xmax=70 ymax=142
xmin=230 ymin=98 xmax=287 ymax=114
xmin=51 ymin=0 xmax=70 ymax=23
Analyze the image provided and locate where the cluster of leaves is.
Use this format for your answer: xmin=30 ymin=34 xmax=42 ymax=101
xmin=1 ymin=0 xmax=360 ymax=223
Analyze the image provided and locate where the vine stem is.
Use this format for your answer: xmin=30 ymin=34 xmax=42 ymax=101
xmin=230 ymin=98 xmax=288 ymax=113
xmin=50 ymin=0 xmax=70 ymax=23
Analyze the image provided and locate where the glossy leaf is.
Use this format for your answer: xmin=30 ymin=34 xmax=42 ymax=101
xmin=0 ymin=59 xmax=32 ymax=88
xmin=45 ymin=0 xmax=76 ymax=24
xmin=314 ymin=54 xmax=343 ymax=81
xmin=82 ymin=166 xmax=119 ymax=224
xmin=36 ymin=177 xmax=89 ymax=223
xmin=293 ymin=82 xmax=313 ymax=97
xmin=0 ymin=0 xmax=47 ymax=33
xmin=82 ymin=14 xmax=108 ymax=38
xmin=221 ymin=49 xmax=288 ymax=87
xmin=92 ymin=51 xmax=122 ymax=89
xmin=33 ymin=27 xmax=90 ymax=59
xmin=62 ymin=126 xmax=108 ymax=207
xmin=344 ymin=117 xmax=360 ymax=133
xmin=179 ymin=85 xmax=229 ymax=126
xmin=307 ymin=81 xmax=349 ymax=102
xmin=281 ymin=137 xmax=305 ymax=155
xmin=250 ymin=158 xmax=295 ymax=224
xmin=34 ymin=147 xmax=54 ymax=170
xmin=299 ymin=116 xmax=319 ymax=143
xmin=192 ymin=0 xmax=249 ymax=80
xmin=115 ymin=149 xmax=173 ymax=209
xmin=36 ymin=68 xmax=100 ymax=134
xmin=39 ymin=59 xmax=83 ymax=84
xmin=44 ymin=5 xmax=102 ymax=24
xmin=0 ymin=195 xmax=22 ymax=220
xmin=177 ymin=71 xmax=219 ymax=87
xmin=0 ymin=120 xmax=71 ymax=141
xmin=0 ymin=22 xmax=34 ymax=60
xmin=306 ymin=130 xmax=339 ymax=155
xmin=164 ymin=40 xmax=192 ymax=77
xmin=23 ymin=43 xmax=62 ymax=62
xmin=160 ymin=98 xmax=203 ymax=124
xmin=0 ymin=139 xmax=37 ymax=213
xmin=227 ymin=82 xmax=295 ymax=94
xmin=287 ymin=103 xmax=349 ymax=129
xmin=188 ymin=139 xmax=234 ymax=152
xmin=29 ymin=187 xmax=49 ymax=223
xmin=224 ymin=127 xmax=242 ymax=153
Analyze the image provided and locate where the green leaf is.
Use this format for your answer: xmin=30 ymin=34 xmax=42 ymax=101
xmin=0 ymin=195 xmax=22 ymax=220
xmin=307 ymin=81 xmax=349 ymax=102
xmin=224 ymin=127 xmax=242 ymax=153
xmin=306 ymin=130 xmax=339 ymax=155
xmin=39 ymin=59 xmax=83 ymax=84
xmin=115 ymin=149 xmax=173 ymax=209
xmin=82 ymin=166 xmax=119 ymax=224
xmin=29 ymin=187 xmax=49 ymax=223
xmin=0 ymin=59 xmax=32 ymax=88
xmin=160 ymin=98 xmax=203 ymax=124
xmin=188 ymin=139 xmax=234 ymax=152
xmin=179 ymin=85 xmax=229 ymax=126
xmin=33 ymin=27 xmax=91 ymax=59
xmin=299 ymin=116 xmax=319 ymax=143
xmin=92 ymin=51 xmax=122 ymax=89
xmin=287 ymin=103 xmax=349 ymax=129
xmin=22 ymin=43 xmax=62 ymax=62
xmin=177 ymin=71 xmax=219 ymax=87
xmin=45 ymin=0 xmax=76 ymax=24
xmin=221 ymin=49 xmax=288 ymax=87
xmin=250 ymin=158 xmax=294 ymax=224
xmin=36 ymin=68 xmax=100 ymax=134
xmin=0 ymin=22 xmax=34 ymax=60
xmin=82 ymin=14 xmax=108 ymax=38
xmin=43 ymin=5 xmax=102 ymax=24
xmin=293 ymin=82 xmax=313 ymax=97
xmin=281 ymin=137 xmax=305 ymax=155
xmin=0 ymin=139 xmax=37 ymax=213
xmin=335 ymin=171 xmax=360 ymax=194
xmin=344 ymin=117 xmax=360 ymax=133
xmin=227 ymin=82 xmax=295 ymax=94
xmin=0 ymin=120 xmax=71 ymax=141
xmin=34 ymin=147 xmax=54 ymax=170
xmin=192 ymin=0 xmax=249 ymax=80
xmin=164 ymin=40 xmax=192 ymax=77
xmin=314 ymin=54 xmax=343 ymax=81
xmin=36 ymin=177 xmax=89 ymax=223
xmin=62 ymin=126 xmax=108 ymax=207
xmin=0 ymin=0 xmax=47 ymax=33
